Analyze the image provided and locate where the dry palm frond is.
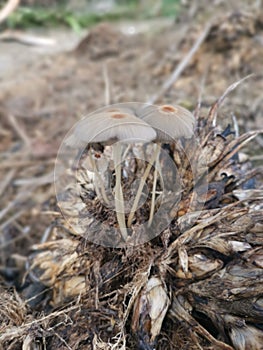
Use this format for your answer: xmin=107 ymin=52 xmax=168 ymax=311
xmin=1 ymin=80 xmax=262 ymax=350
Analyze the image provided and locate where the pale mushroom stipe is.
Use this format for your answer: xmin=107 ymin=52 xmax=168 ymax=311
xmin=127 ymin=104 xmax=195 ymax=227
xmin=66 ymin=109 xmax=156 ymax=241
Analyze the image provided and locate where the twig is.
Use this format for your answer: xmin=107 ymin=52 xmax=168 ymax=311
xmin=170 ymin=297 xmax=234 ymax=350
xmin=0 ymin=186 xmax=36 ymax=220
xmin=13 ymin=170 xmax=55 ymax=186
xmin=231 ymin=113 xmax=239 ymax=137
xmin=254 ymin=134 xmax=263 ymax=148
xmin=164 ymin=201 xmax=249 ymax=259
xmin=0 ymin=305 xmax=79 ymax=342
xmin=208 ymin=74 xmax=254 ymax=127
xmin=148 ymin=21 xmax=212 ymax=104
xmin=208 ymin=130 xmax=262 ymax=181
xmin=52 ymin=331 xmax=73 ymax=350
xmin=0 ymin=209 xmax=26 ymax=232
xmin=0 ymin=30 xmax=56 ymax=46
xmin=39 ymin=211 xmax=61 ymax=216
xmin=0 ymin=201 xmax=16 ymax=221
xmin=250 ymin=155 xmax=263 ymax=161
xmin=7 ymin=113 xmax=31 ymax=147
xmin=0 ymin=158 xmax=55 ymax=170
xmin=0 ymin=169 xmax=15 ymax=198
xmin=0 ymin=0 xmax=20 ymax=23
xmin=40 ymin=224 xmax=55 ymax=244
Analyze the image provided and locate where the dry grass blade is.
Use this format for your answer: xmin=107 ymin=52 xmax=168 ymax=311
xmin=207 ymin=130 xmax=263 ymax=181
xmin=233 ymin=188 xmax=263 ymax=200
xmin=207 ymin=74 xmax=255 ymax=127
xmin=164 ymin=202 xmax=246 ymax=259
xmin=170 ymin=296 xmax=234 ymax=350
xmin=6 ymin=113 xmax=31 ymax=148
xmin=0 ymin=304 xmax=79 ymax=343
xmin=0 ymin=158 xmax=56 ymax=170
xmin=148 ymin=21 xmax=212 ymax=104
xmin=13 ymin=171 xmax=55 ymax=186
xmin=0 ymin=169 xmax=15 ymax=198
xmin=0 ymin=30 xmax=56 ymax=46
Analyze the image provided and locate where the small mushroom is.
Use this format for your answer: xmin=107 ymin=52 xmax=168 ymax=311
xmin=141 ymin=104 xmax=195 ymax=140
xmin=84 ymin=150 xmax=110 ymax=205
xmin=66 ymin=133 xmax=110 ymax=206
xmin=66 ymin=110 xmax=156 ymax=241
xmin=128 ymin=104 xmax=195 ymax=227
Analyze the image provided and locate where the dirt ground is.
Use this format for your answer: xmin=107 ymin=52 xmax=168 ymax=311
xmin=0 ymin=1 xmax=263 ymax=349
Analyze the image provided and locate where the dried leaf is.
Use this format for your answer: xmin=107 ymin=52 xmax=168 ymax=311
xmin=132 ymin=276 xmax=170 ymax=343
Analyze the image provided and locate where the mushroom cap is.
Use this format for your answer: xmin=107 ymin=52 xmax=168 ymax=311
xmin=94 ymin=103 xmax=148 ymax=119
xmin=64 ymin=133 xmax=87 ymax=148
xmin=139 ymin=104 xmax=195 ymax=141
xmin=67 ymin=111 xmax=157 ymax=147
xmin=95 ymin=105 xmax=134 ymax=115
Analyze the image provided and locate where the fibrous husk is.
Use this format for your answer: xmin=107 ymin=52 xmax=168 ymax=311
xmin=131 ymin=276 xmax=170 ymax=346
xmin=3 ymin=78 xmax=259 ymax=350
xmin=1 ymin=12 xmax=263 ymax=347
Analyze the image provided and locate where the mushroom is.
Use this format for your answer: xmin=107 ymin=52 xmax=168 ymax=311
xmin=84 ymin=150 xmax=110 ymax=206
xmin=127 ymin=104 xmax=195 ymax=227
xmin=66 ymin=109 xmax=156 ymax=241
xmin=65 ymin=132 xmax=110 ymax=206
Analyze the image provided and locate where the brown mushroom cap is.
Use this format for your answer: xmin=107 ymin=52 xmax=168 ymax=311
xmin=71 ymin=111 xmax=157 ymax=145
xmin=139 ymin=104 xmax=195 ymax=141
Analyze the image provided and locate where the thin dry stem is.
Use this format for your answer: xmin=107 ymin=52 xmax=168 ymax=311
xmin=88 ymin=151 xmax=110 ymax=206
xmin=148 ymin=144 xmax=160 ymax=227
xmin=127 ymin=145 xmax=160 ymax=227
xmin=6 ymin=113 xmax=31 ymax=148
xmin=148 ymin=21 xmax=212 ymax=104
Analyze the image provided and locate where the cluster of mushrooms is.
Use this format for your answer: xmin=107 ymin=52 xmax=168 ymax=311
xmin=12 ymin=92 xmax=262 ymax=350
xmin=64 ymin=103 xmax=195 ymax=243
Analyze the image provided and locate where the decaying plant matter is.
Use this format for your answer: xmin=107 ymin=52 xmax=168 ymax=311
xmin=1 ymin=80 xmax=262 ymax=350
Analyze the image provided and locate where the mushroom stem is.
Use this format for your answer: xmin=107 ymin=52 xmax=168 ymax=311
xmin=122 ymin=144 xmax=132 ymax=160
xmin=127 ymin=144 xmax=160 ymax=228
xmin=148 ymin=145 xmax=160 ymax=227
xmin=112 ymin=143 xmax=128 ymax=241
xmin=88 ymin=151 xmax=110 ymax=206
